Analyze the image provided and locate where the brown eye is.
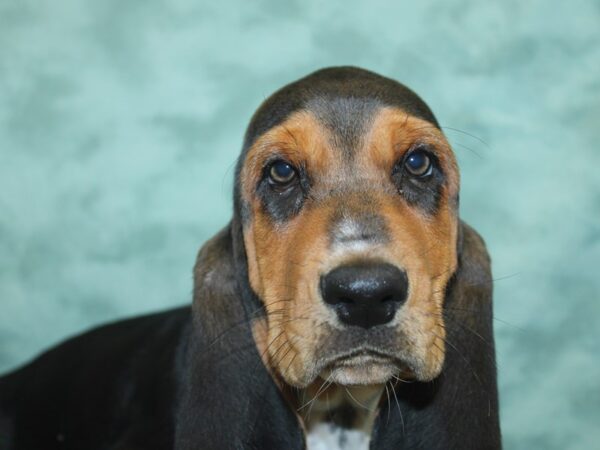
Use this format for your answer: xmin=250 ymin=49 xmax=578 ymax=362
xmin=268 ymin=160 xmax=297 ymax=185
xmin=405 ymin=150 xmax=433 ymax=177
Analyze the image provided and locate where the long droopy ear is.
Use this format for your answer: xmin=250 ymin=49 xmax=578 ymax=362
xmin=174 ymin=224 xmax=304 ymax=450
xmin=370 ymin=221 xmax=502 ymax=450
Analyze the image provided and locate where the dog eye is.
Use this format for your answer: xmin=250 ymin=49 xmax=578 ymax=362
xmin=268 ymin=160 xmax=297 ymax=185
xmin=405 ymin=149 xmax=433 ymax=177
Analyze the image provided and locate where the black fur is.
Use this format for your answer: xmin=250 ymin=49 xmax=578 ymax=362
xmin=240 ymin=66 xmax=439 ymax=154
xmin=0 ymin=67 xmax=500 ymax=449
xmin=0 ymin=308 xmax=189 ymax=449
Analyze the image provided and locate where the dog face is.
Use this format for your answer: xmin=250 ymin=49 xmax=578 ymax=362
xmin=236 ymin=68 xmax=460 ymax=388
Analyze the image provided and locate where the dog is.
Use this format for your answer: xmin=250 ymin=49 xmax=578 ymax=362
xmin=0 ymin=67 xmax=501 ymax=450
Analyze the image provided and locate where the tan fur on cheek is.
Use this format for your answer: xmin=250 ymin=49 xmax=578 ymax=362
xmin=251 ymin=317 xmax=270 ymax=370
xmin=242 ymin=224 xmax=264 ymax=297
xmin=260 ymin=212 xmax=332 ymax=387
xmin=373 ymin=193 xmax=458 ymax=381
xmin=247 ymin=201 xmax=344 ymax=387
xmin=251 ymin=313 xmax=306 ymax=391
xmin=236 ymin=114 xmax=345 ymax=387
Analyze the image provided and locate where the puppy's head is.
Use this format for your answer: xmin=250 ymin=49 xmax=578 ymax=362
xmin=235 ymin=67 xmax=459 ymax=388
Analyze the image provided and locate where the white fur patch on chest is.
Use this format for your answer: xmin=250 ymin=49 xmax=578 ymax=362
xmin=306 ymin=423 xmax=370 ymax=450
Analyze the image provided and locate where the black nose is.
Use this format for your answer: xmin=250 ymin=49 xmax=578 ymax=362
xmin=320 ymin=262 xmax=408 ymax=329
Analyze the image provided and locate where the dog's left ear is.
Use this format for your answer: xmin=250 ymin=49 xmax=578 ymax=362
xmin=370 ymin=221 xmax=502 ymax=450
xmin=174 ymin=224 xmax=304 ymax=450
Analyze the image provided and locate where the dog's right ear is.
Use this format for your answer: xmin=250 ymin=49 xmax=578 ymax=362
xmin=174 ymin=223 xmax=304 ymax=450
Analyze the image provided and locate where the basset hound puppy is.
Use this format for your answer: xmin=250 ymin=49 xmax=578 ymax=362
xmin=0 ymin=67 xmax=501 ymax=450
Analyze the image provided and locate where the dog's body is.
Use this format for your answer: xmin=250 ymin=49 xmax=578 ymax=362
xmin=0 ymin=67 xmax=501 ymax=449
xmin=0 ymin=308 xmax=189 ymax=449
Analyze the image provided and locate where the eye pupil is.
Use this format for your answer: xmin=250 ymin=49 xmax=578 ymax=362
xmin=269 ymin=161 xmax=296 ymax=184
xmin=405 ymin=150 xmax=432 ymax=176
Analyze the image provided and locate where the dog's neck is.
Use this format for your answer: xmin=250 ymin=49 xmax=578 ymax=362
xmin=297 ymin=380 xmax=383 ymax=432
xmin=295 ymin=381 xmax=383 ymax=450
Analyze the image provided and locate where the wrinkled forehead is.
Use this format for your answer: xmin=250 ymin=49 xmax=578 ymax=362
xmin=233 ymin=68 xmax=456 ymax=226
xmin=241 ymin=67 xmax=439 ymax=157
xmin=303 ymin=96 xmax=383 ymax=160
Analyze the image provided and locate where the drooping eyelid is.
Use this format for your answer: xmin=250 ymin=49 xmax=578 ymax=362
xmin=243 ymin=141 xmax=294 ymax=173
xmin=245 ymin=140 xmax=302 ymax=172
xmin=391 ymin=141 xmax=436 ymax=173
xmin=254 ymin=150 xmax=311 ymax=196
xmin=401 ymin=141 xmax=438 ymax=158
xmin=261 ymin=154 xmax=299 ymax=180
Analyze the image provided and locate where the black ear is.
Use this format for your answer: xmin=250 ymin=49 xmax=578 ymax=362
xmin=174 ymin=225 xmax=304 ymax=450
xmin=370 ymin=221 xmax=502 ymax=450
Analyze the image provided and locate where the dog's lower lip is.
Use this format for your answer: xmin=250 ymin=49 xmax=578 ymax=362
xmin=328 ymin=349 xmax=396 ymax=366
xmin=339 ymin=354 xmax=387 ymax=365
xmin=316 ymin=350 xmax=404 ymax=386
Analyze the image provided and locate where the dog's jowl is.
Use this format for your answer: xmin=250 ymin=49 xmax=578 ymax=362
xmin=0 ymin=67 xmax=501 ymax=450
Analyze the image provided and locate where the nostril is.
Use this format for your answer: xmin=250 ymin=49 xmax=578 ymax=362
xmin=320 ymin=262 xmax=408 ymax=328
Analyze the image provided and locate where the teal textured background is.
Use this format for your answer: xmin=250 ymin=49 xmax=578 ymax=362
xmin=1 ymin=1 xmax=599 ymax=448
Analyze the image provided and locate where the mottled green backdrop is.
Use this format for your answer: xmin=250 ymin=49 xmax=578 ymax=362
xmin=1 ymin=0 xmax=599 ymax=448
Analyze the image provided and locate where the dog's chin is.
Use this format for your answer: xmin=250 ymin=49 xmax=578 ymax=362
xmin=319 ymin=354 xmax=400 ymax=386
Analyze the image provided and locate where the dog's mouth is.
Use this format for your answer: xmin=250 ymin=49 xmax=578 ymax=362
xmin=317 ymin=348 xmax=412 ymax=386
